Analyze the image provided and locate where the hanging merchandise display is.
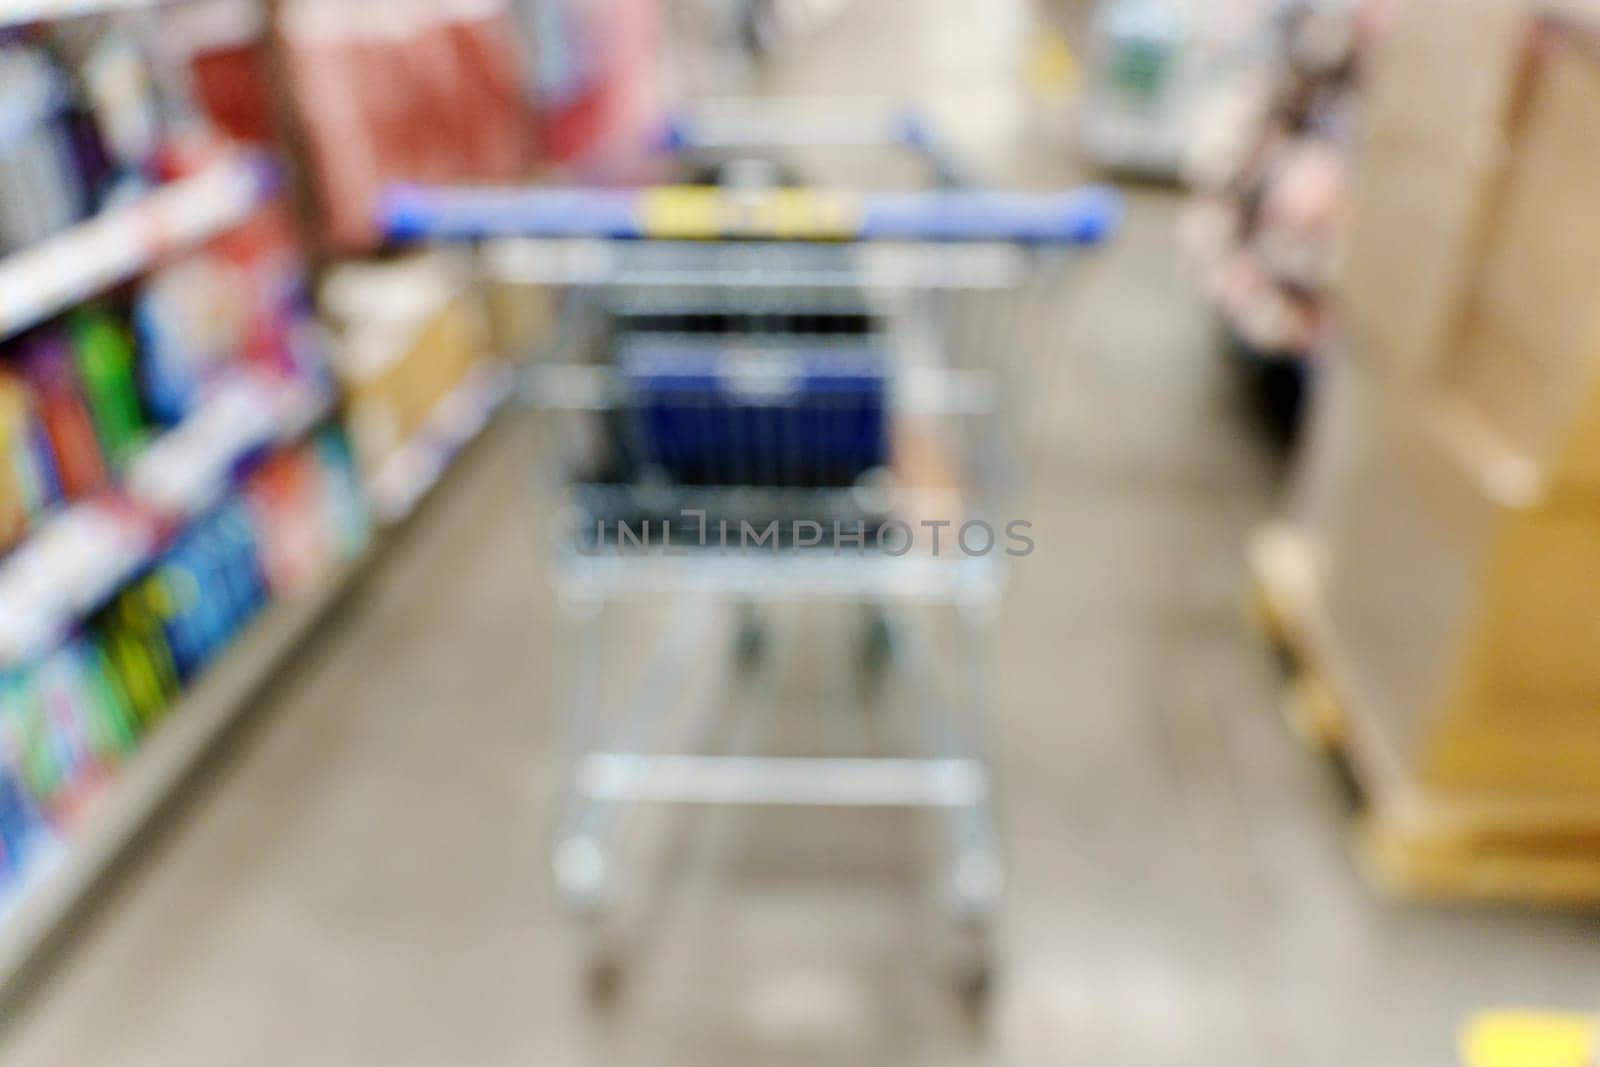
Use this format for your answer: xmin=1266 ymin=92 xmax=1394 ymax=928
xmin=275 ymin=0 xmax=535 ymax=253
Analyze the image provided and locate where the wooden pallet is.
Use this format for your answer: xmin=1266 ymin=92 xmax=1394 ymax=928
xmin=1247 ymin=522 xmax=1600 ymax=906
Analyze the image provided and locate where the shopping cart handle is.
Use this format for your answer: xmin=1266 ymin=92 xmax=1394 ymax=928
xmin=383 ymin=187 xmax=643 ymax=240
xmin=859 ymin=187 xmax=1121 ymax=244
xmin=380 ymin=184 xmax=1123 ymax=246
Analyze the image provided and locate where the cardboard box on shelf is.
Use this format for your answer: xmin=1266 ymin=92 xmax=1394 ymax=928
xmin=0 ymin=376 xmax=32 ymax=551
xmin=486 ymin=280 xmax=555 ymax=362
xmin=320 ymin=252 xmax=491 ymax=479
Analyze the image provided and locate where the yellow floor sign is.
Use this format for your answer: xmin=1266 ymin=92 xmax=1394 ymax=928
xmin=1461 ymin=1012 xmax=1596 ymax=1067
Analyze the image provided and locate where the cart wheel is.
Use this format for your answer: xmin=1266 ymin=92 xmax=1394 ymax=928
xmin=581 ymin=928 xmax=627 ymax=1005
xmin=860 ymin=607 xmax=895 ymax=676
xmin=948 ymin=915 xmax=998 ymax=1008
xmin=948 ymin=851 xmax=1003 ymax=925
xmin=733 ymin=606 xmax=768 ymax=670
xmin=944 ymin=851 xmax=1000 ymax=1004
xmin=554 ymin=835 xmax=613 ymax=917
xmin=954 ymin=953 xmax=995 ymax=1008
xmin=569 ymin=909 xmax=629 ymax=1006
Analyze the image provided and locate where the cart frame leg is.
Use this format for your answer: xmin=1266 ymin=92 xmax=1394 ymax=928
xmin=552 ymin=593 xmax=716 ymax=913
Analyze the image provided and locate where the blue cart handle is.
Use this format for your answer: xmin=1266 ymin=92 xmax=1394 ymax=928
xmin=379 ymin=184 xmax=1122 ymax=246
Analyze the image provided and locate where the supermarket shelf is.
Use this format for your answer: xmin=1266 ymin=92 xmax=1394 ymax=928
xmin=0 ymin=152 xmax=276 ymax=344
xmin=366 ymin=359 xmax=515 ymax=525
xmin=123 ymin=372 xmax=335 ymax=520
xmin=0 ymin=0 xmax=183 ymax=29
xmin=0 ymin=372 xmax=334 ymax=668
xmin=0 ymin=362 xmax=502 ymax=996
xmin=0 ymin=549 xmax=370 ymax=1001
xmin=0 ymin=501 xmax=162 ymax=669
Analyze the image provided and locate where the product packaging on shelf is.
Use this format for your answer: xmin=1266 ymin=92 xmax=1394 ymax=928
xmin=0 ymin=20 xmax=190 ymax=257
xmin=50 ymin=20 xmax=166 ymax=208
xmin=20 ymin=332 xmax=110 ymax=502
xmin=0 ymin=762 xmax=49 ymax=891
xmin=0 ymin=4 xmax=376 ymax=911
xmin=279 ymin=0 xmax=536 ymax=253
xmin=0 ymin=45 xmax=91 ymax=253
xmin=133 ymin=206 xmax=317 ymax=427
xmin=68 ymin=308 xmax=146 ymax=472
xmin=0 ymin=376 xmax=40 ymax=551
xmin=1 ymin=165 xmax=357 ymax=910
xmin=319 ymin=251 xmax=493 ymax=482
xmin=173 ymin=1 xmax=275 ymax=145
xmin=0 ymin=203 xmax=329 ymax=551
xmin=0 ymin=431 xmax=368 ymax=898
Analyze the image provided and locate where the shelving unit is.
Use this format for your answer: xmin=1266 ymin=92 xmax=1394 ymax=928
xmin=0 ymin=153 xmax=276 ymax=344
xmin=0 ymin=368 xmax=353 ymax=1000
xmin=366 ymin=359 xmax=514 ymax=525
xmin=0 ymin=347 xmax=509 ymax=992
xmin=0 ymin=0 xmax=520 ymax=1001
xmin=0 ymin=348 xmax=522 ymax=995
xmin=0 ymin=551 xmax=370 ymax=995
xmin=0 ymin=372 xmax=335 ymax=666
xmin=0 ymin=11 xmax=342 ymax=994
xmin=0 ymin=0 xmax=173 ymax=29
xmin=0 ymin=350 xmax=519 ymax=992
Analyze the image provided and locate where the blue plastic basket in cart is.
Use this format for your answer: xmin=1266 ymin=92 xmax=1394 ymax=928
xmin=618 ymin=337 xmax=890 ymax=488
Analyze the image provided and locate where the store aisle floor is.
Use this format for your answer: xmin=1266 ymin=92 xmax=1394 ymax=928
xmin=5 ymin=4 xmax=1600 ymax=1065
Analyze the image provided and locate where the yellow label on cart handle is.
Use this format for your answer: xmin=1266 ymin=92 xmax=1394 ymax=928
xmin=639 ymin=187 xmax=862 ymax=240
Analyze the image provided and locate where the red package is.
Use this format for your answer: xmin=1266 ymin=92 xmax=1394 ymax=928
xmin=245 ymin=448 xmax=332 ymax=595
xmin=399 ymin=16 xmax=471 ymax=182
xmin=358 ymin=32 xmax=423 ymax=185
xmin=190 ymin=41 xmax=275 ymax=144
xmin=281 ymin=0 xmax=538 ymax=251
xmin=211 ymin=205 xmax=313 ymax=378
xmin=283 ymin=7 xmax=383 ymax=251
xmin=445 ymin=7 xmax=534 ymax=177
xmin=21 ymin=335 xmax=107 ymax=501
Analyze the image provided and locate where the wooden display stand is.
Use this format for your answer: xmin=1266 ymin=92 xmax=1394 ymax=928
xmin=1251 ymin=15 xmax=1600 ymax=902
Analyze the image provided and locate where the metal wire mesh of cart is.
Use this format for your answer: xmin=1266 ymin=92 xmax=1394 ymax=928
xmin=379 ymin=102 xmax=1122 ymax=993
xmin=493 ymin=235 xmax=1076 ymax=603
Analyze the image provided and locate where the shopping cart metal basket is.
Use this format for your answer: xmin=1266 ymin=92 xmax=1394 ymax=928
xmin=380 ymin=101 xmax=1121 ymax=991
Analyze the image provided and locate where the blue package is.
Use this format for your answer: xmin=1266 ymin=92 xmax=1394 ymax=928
xmin=152 ymin=537 xmax=215 ymax=681
xmin=619 ymin=339 xmax=889 ymax=488
xmin=313 ymin=430 xmax=370 ymax=559
xmin=153 ymin=503 xmax=272 ymax=681
xmin=0 ymin=766 xmax=43 ymax=885
xmin=186 ymin=520 xmax=241 ymax=666
xmin=24 ymin=416 xmax=62 ymax=514
xmin=131 ymin=281 xmax=200 ymax=427
xmin=214 ymin=501 xmax=269 ymax=621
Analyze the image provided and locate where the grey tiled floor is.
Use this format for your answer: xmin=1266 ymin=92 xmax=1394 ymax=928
xmin=4 ymin=3 xmax=1599 ymax=1064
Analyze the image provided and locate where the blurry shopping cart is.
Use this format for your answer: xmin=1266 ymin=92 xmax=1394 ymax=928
xmin=380 ymin=101 xmax=1120 ymax=993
